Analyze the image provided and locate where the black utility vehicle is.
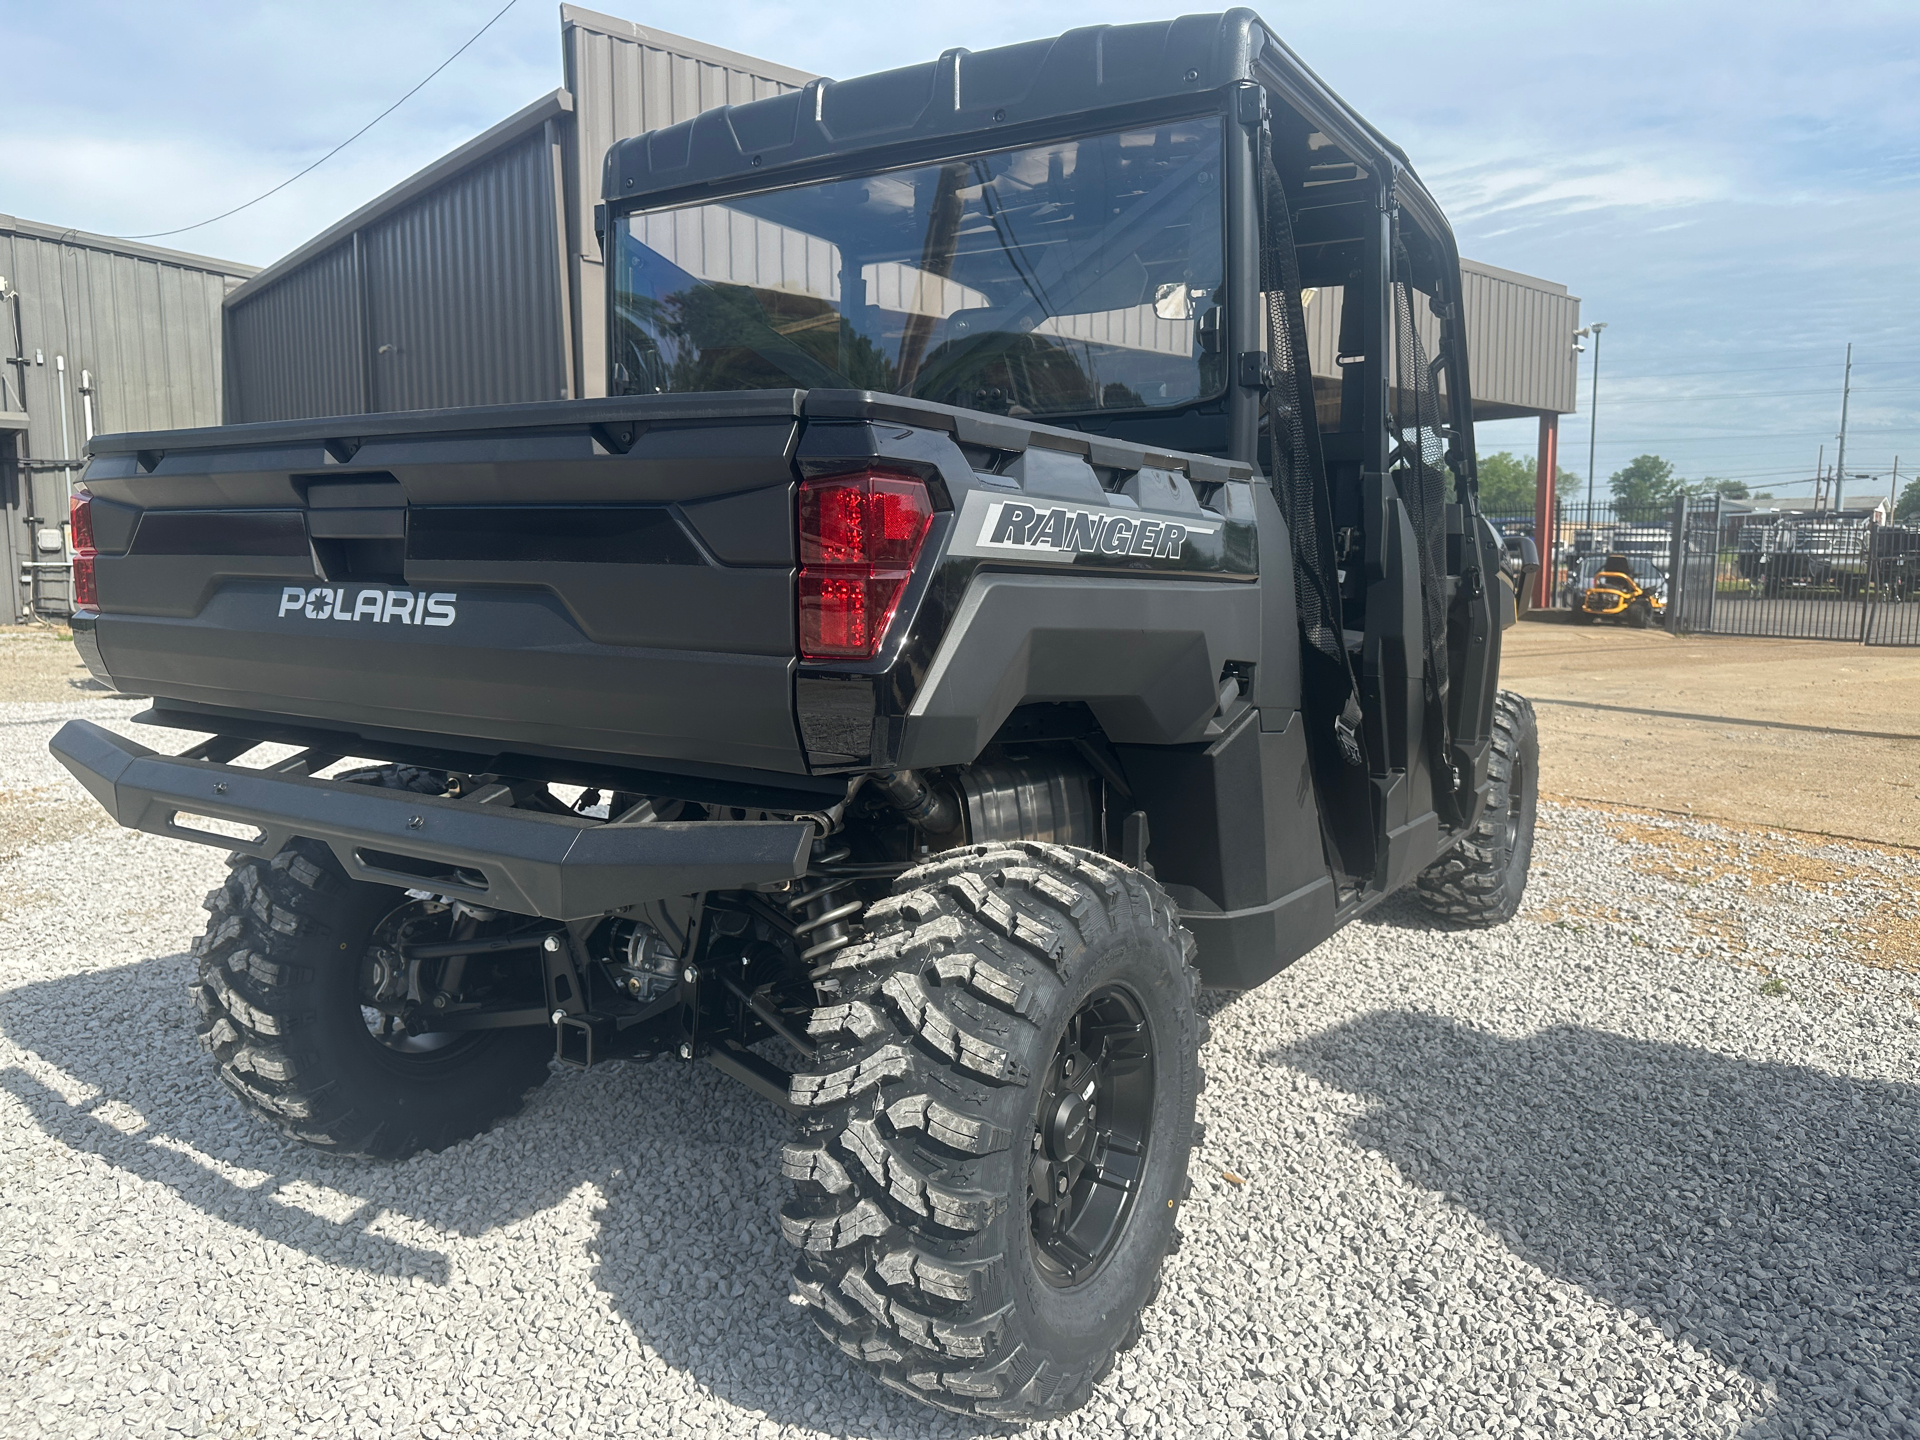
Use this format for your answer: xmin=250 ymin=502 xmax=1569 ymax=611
xmin=55 ymin=11 xmax=1539 ymax=1420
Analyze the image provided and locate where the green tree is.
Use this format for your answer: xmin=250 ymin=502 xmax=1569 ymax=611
xmin=1696 ymin=476 xmax=1749 ymax=500
xmin=1608 ymin=454 xmax=1684 ymax=509
xmin=1896 ymin=476 xmax=1920 ymax=524
xmin=1474 ymin=451 xmax=1582 ymax=516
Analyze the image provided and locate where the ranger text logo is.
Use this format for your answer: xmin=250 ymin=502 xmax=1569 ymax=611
xmin=971 ymin=498 xmax=1216 ymax=563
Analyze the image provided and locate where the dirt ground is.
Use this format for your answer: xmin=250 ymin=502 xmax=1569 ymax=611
xmin=1503 ymin=618 xmax=1920 ymax=848
xmin=4 ymin=621 xmax=1915 ymax=847
xmin=0 ymin=626 xmax=104 ymax=703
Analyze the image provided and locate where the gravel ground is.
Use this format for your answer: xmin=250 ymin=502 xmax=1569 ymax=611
xmin=2 ymin=695 xmax=1916 ymax=1440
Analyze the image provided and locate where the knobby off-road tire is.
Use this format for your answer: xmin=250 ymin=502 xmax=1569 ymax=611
xmin=780 ymin=842 xmax=1203 ymax=1421
xmin=1414 ymin=690 xmax=1539 ymax=926
xmin=191 ymin=827 xmax=552 ymax=1161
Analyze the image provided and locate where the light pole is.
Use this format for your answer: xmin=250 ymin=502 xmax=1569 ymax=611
xmin=1834 ymin=342 xmax=1853 ymax=512
xmin=1576 ymin=322 xmax=1607 ymax=531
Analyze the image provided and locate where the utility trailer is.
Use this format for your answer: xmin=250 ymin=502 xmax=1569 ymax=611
xmin=55 ymin=10 xmax=1539 ymax=1419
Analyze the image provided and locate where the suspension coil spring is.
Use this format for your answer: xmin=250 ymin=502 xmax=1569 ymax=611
xmin=788 ymin=844 xmax=862 ymax=964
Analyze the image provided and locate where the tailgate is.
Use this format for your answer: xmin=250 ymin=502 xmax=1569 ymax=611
xmin=78 ymin=395 xmax=808 ymax=776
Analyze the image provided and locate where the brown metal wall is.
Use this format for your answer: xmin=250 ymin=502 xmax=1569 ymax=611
xmin=1458 ymin=260 xmax=1581 ymax=418
xmin=1297 ymin=264 xmax=1579 ymax=420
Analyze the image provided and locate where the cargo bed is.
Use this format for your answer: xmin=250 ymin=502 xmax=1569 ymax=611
xmin=75 ymin=389 xmax=1247 ymax=790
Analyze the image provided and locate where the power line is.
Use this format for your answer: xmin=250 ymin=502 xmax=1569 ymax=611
xmin=1571 ymin=432 xmax=1872 ymax=443
xmin=1586 ymin=387 xmax=1916 ymax=405
xmin=1587 ymin=359 xmax=1920 ymax=381
xmin=118 ymin=0 xmax=520 ymax=240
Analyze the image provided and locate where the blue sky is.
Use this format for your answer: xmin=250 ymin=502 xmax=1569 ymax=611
xmin=5 ymin=0 xmax=1917 ymax=502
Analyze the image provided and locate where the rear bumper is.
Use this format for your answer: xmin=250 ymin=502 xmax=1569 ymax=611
xmin=50 ymin=719 xmax=812 ymax=920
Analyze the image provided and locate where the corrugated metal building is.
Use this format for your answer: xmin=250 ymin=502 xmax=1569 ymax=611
xmin=222 ymin=9 xmax=812 ymax=423
xmin=1 ymin=216 xmax=254 ymax=619
xmin=220 ymin=8 xmax=1579 ymax=446
xmin=223 ymin=89 xmax=579 ymax=422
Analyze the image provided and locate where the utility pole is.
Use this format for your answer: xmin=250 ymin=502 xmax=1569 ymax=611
xmin=1582 ymin=322 xmax=1606 ymax=531
xmin=1814 ymin=444 xmax=1824 ymax=510
xmin=1834 ymin=342 xmax=1853 ymax=512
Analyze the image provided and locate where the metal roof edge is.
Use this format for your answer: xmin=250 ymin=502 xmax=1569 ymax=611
xmin=224 ymin=88 xmax=575 ymax=309
xmin=0 ymin=214 xmax=257 ymax=278
xmin=1460 ymin=256 xmax=1576 ymax=300
xmin=559 ymin=5 xmax=819 ymax=88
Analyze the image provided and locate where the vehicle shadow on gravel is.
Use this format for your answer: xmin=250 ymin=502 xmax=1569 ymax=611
xmin=0 ymin=957 xmax=1005 ymax=1438
xmin=1273 ymin=1011 xmax=1920 ymax=1438
xmin=0 ymin=955 xmax=455 ymax=1282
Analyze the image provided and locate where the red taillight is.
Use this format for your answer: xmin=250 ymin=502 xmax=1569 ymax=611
xmin=69 ymin=488 xmax=97 ymax=610
xmin=797 ymin=471 xmax=933 ymax=660
xmin=70 ymin=489 xmax=95 ymax=553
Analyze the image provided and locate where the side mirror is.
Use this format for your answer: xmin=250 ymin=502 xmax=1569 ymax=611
xmin=1501 ymin=534 xmax=1540 ymax=615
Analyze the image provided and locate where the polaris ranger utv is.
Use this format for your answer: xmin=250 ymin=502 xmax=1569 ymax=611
xmin=53 ymin=10 xmax=1538 ymax=1420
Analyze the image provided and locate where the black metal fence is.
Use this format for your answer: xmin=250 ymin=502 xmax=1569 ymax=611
xmin=1669 ymin=497 xmax=1920 ymax=646
xmin=1486 ymin=497 xmax=1920 ymax=645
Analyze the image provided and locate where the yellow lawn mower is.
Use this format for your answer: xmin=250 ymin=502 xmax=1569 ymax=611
xmin=1578 ymin=553 xmax=1667 ymax=628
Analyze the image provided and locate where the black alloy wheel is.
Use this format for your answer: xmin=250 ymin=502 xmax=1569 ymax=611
xmin=1028 ymin=985 xmax=1156 ymax=1287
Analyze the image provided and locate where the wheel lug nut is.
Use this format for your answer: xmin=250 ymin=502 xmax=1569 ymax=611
xmin=1056 ymin=1171 xmax=1069 ymax=1194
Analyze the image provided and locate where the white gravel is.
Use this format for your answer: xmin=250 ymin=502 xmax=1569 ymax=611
xmin=2 ymin=695 xmax=1916 ymax=1440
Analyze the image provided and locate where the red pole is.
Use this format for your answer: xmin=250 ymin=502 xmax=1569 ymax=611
xmin=1533 ymin=413 xmax=1559 ymax=610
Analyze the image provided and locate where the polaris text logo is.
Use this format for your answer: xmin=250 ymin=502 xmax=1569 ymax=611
xmin=976 ymin=499 xmax=1215 ymax=562
xmin=277 ymin=586 xmax=456 ymax=626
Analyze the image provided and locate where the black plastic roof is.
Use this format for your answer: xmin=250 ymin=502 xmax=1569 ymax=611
xmin=603 ymin=10 xmax=1272 ymax=207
